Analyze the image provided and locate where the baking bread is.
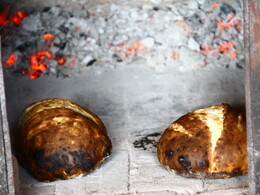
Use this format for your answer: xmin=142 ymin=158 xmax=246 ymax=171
xmin=157 ymin=104 xmax=248 ymax=179
xmin=17 ymin=98 xmax=112 ymax=182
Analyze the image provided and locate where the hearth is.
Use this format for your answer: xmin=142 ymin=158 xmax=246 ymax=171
xmin=0 ymin=0 xmax=250 ymax=194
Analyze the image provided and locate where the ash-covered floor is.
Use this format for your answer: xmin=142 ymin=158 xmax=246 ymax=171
xmin=1 ymin=0 xmax=248 ymax=194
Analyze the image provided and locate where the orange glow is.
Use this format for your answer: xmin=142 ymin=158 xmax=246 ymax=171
xmin=113 ymin=41 xmax=145 ymax=57
xmin=126 ymin=41 xmax=144 ymax=57
xmin=231 ymin=51 xmax=237 ymax=59
xmin=171 ymin=52 xmax=179 ymax=60
xmin=228 ymin=13 xmax=236 ymax=20
xmin=43 ymin=33 xmax=54 ymax=41
xmin=212 ymin=2 xmax=219 ymax=9
xmin=117 ymin=41 xmax=127 ymax=48
xmin=195 ymin=42 xmax=236 ymax=60
xmin=56 ymin=57 xmax=66 ymax=65
xmin=29 ymin=70 xmax=43 ymax=80
xmin=28 ymin=51 xmax=51 ymax=79
xmin=216 ymin=18 xmax=233 ymax=32
xmin=233 ymin=18 xmax=242 ymax=32
xmin=201 ymin=45 xmax=212 ymax=51
xmin=195 ymin=44 xmax=214 ymax=55
xmin=3 ymin=54 xmax=16 ymax=67
xmin=9 ymin=11 xmax=28 ymax=26
xmin=218 ymin=42 xmax=234 ymax=53
xmin=216 ymin=13 xmax=239 ymax=33
xmin=18 ymin=50 xmax=67 ymax=79
xmin=0 ymin=5 xmax=10 ymax=26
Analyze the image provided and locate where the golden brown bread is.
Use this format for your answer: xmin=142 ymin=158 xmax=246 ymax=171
xmin=17 ymin=98 xmax=112 ymax=182
xmin=157 ymin=104 xmax=248 ymax=179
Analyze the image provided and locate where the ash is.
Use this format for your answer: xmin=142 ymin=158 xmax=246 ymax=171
xmin=133 ymin=132 xmax=161 ymax=153
xmin=1 ymin=0 xmax=243 ymax=79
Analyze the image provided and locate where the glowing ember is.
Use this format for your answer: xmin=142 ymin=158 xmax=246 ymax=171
xmin=0 ymin=6 xmax=28 ymax=27
xmin=9 ymin=11 xmax=29 ymax=26
xmin=195 ymin=41 xmax=236 ymax=60
xmin=2 ymin=31 xmax=67 ymax=79
xmin=216 ymin=14 xmax=241 ymax=33
xmin=0 ymin=5 xmax=10 ymax=26
xmin=43 ymin=33 xmax=55 ymax=47
xmin=29 ymin=70 xmax=43 ymax=80
xmin=231 ymin=51 xmax=237 ymax=59
xmin=43 ymin=33 xmax=54 ymax=41
xmin=113 ymin=41 xmax=145 ymax=57
xmin=171 ymin=52 xmax=179 ymax=60
xmin=117 ymin=41 xmax=127 ymax=48
xmin=126 ymin=41 xmax=144 ymax=57
xmin=55 ymin=57 xmax=66 ymax=65
xmin=218 ymin=42 xmax=234 ymax=54
xmin=3 ymin=54 xmax=16 ymax=68
xmin=216 ymin=18 xmax=232 ymax=32
xmin=211 ymin=2 xmax=219 ymax=11
xmin=195 ymin=45 xmax=214 ymax=55
xmin=233 ymin=18 xmax=242 ymax=32
xmin=28 ymin=51 xmax=52 ymax=79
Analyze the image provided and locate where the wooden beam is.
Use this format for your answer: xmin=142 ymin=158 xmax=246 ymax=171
xmin=244 ymin=0 xmax=260 ymax=194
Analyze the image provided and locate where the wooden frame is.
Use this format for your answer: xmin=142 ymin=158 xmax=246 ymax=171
xmin=244 ymin=0 xmax=260 ymax=194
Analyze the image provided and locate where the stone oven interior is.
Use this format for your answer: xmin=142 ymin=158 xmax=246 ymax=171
xmin=0 ymin=0 xmax=248 ymax=194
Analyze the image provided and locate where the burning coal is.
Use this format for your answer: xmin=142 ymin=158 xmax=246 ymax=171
xmin=1 ymin=1 xmax=244 ymax=79
xmin=0 ymin=5 xmax=28 ymax=27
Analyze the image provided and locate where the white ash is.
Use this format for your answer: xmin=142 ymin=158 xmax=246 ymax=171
xmin=1 ymin=0 xmax=244 ymax=78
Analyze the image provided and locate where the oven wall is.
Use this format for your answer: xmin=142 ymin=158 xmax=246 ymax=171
xmin=1 ymin=0 xmax=187 ymax=9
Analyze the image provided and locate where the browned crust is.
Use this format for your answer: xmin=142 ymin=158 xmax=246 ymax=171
xmin=157 ymin=104 xmax=248 ymax=179
xmin=17 ymin=98 xmax=112 ymax=182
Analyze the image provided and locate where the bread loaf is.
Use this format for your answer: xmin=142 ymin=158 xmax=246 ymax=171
xmin=157 ymin=104 xmax=248 ymax=179
xmin=17 ymin=98 xmax=112 ymax=182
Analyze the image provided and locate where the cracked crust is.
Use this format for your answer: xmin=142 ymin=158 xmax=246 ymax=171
xmin=17 ymin=98 xmax=112 ymax=182
xmin=157 ymin=104 xmax=248 ymax=179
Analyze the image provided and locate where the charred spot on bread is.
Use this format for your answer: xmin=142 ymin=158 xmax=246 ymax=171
xmin=178 ymin=155 xmax=192 ymax=172
xmin=157 ymin=104 xmax=248 ymax=179
xmin=165 ymin=149 xmax=174 ymax=158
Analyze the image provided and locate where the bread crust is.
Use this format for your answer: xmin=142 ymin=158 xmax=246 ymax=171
xmin=17 ymin=98 xmax=112 ymax=182
xmin=157 ymin=104 xmax=248 ymax=179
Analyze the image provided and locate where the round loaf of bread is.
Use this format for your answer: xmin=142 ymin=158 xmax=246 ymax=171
xmin=17 ymin=98 xmax=112 ymax=182
xmin=157 ymin=104 xmax=248 ymax=179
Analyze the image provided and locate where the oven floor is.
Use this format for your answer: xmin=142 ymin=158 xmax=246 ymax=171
xmin=4 ymin=64 xmax=248 ymax=194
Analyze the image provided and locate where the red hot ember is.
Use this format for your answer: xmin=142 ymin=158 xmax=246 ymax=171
xmin=9 ymin=11 xmax=29 ymax=26
xmin=3 ymin=54 xmax=16 ymax=68
xmin=2 ymin=31 xmax=67 ymax=79
xmin=0 ymin=5 xmax=9 ymax=26
xmin=24 ymin=46 xmax=66 ymax=79
xmin=113 ymin=40 xmax=145 ymax=58
xmin=27 ymin=51 xmax=51 ymax=79
xmin=55 ymin=57 xmax=66 ymax=65
xmin=216 ymin=13 xmax=242 ymax=33
xmin=0 ymin=5 xmax=28 ymax=27
xmin=43 ymin=33 xmax=55 ymax=47
xmin=211 ymin=2 xmax=219 ymax=12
